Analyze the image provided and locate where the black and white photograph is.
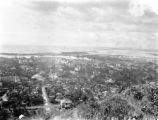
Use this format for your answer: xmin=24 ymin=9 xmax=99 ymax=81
xmin=0 ymin=0 xmax=158 ymax=120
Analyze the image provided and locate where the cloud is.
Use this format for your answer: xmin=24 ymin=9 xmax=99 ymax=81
xmin=31 ymin=0 xmax=115 ymax=4
xmin=0 ymin=0 xmax=158 ymax=50
xmin=129 ymin=0 xmax=158 ymax=17
xmin=30 ymin=1 xmax=59 ymax=13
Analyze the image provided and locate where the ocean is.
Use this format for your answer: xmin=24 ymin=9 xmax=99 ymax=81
xmin=0 ymin=45 xmax=158 ymax=59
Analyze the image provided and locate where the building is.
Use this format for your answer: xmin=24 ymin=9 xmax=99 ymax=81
xmin=60 ymin=99 xmax=72 ymax=109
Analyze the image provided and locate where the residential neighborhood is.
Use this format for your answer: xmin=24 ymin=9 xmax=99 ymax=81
xmin=0 ymin=53 xmax=158 ymax=119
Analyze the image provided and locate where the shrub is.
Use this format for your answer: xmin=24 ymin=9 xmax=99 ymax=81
xmin=99 ymin=96 xmax=131 ymax=120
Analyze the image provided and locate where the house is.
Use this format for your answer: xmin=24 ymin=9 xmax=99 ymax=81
xmin=1 ymin=90 xmax=9 ymax=102
xmin=32 ymin=73 xmax=45 ymax=82
xmin=60 ymin=99 xmax=72 ymax=109
xmin=49 ymin=73 xmax=58 ymax=79
xmin=105 ymin=78 xmax=114 ymax=83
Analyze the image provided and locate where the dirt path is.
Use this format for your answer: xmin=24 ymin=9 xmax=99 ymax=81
xmin=42 ymin=86 xmax=52 ymax=113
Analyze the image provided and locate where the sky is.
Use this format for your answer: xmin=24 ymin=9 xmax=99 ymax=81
xmin=0 ymin=0 xmax=158 ymax=50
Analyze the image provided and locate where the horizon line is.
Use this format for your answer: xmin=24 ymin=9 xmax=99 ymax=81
xmin=0 ymin=44 xmax=158 ymax=52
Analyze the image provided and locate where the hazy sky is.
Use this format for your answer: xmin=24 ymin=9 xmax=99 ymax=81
xmin=0 ymin=0 xmax=158 ymax=50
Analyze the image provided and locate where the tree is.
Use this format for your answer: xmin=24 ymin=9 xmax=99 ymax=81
xmin=100 ymin=96 xmax=131 ymax=120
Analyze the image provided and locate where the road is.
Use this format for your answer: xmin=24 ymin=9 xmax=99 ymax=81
xmin=42 ymin=86 xmax=52 ymax=113
xmin=26 ymin=85 xmax=60 ymax=117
